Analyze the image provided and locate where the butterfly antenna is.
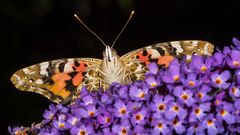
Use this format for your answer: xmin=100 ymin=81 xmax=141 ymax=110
xmin=111 ymin=11 xmax=135 ymax=48
xmin=74 ymin=14 xmax=107 ymax=47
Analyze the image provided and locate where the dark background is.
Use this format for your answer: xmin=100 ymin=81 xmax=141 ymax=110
xmin=0 ymin=0 xmax=239 ymax=134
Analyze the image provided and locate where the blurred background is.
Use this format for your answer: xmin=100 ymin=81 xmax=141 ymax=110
xmin=0 ymin=0 xmax=239 ymax=134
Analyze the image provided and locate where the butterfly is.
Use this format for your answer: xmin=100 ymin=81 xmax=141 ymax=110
xmin=10 ymin=11 xmax=215 ymax=104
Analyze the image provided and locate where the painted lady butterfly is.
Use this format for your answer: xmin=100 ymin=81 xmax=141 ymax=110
xmin=11 ymin=11 xmax=214 ymax=104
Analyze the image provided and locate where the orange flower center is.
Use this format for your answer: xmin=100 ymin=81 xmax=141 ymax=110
xmin=120 ymin=108 xmax=126 ymax=115
xmin=215 ymin=78 xmax=222 ymax=84
xmin=139 ymin=92 xmax=145 ymax=98
xmin=174 ymin=75 xmax=180 ymax=82
xmin=197 ymin=92 xmax=203 ymax=99
xmin=80 ymin=130 xmax=86 ymax=135
xmin=58 ymin=122 xmax=65 ymax=128
xmin=158 ymin=104 xmax=165 ymax=111
xmin=201 ymin=65 xmax=207 ymax=71
xmin=135 ymin=114 xmax=142 ymax=120
xmin=158 ymin=123 xmax=163 ymax=128
xmin=188 ymin=81 xmax=195 ymax=86
xmin=207 ymin=120 xmax=214 ymax=126
xmin=232 ymin=87 xmax=237 ymax=94
xmin=220 ymin=109 xmax=227 ymax=116
xmin=150 ymin=82 xmax=157 ymax=87
xmin=233 ymin=61 xmax=240 ymax=66
xmin=121 ymin=128 xmax=127 ymax=134
xmin=105 ymin=117 xmax=111 ymax=123
xmin=173 ymin=106 xmax=179 ymax=112
xmin=173 ymin=119 xmax=178 ymax=125
xmin=195 ymin=108 xmax=201 ymax=115
xmin=89 ymin=111 xmax=95 ymax=117
xmin=182 ymin=94 xmax=189 ymax=100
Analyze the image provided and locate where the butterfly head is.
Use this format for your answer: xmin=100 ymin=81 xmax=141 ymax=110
xmin=103 ymin=46 xmax=118 ymax=62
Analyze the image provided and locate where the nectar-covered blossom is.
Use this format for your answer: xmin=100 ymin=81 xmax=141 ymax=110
xmin=9 ymin=37 xmax=240 ymax=134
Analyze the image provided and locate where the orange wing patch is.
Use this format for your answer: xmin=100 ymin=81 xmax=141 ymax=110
xmin=49 ymin=60 xmax=88 ymax=100
xmin=51 ymin=73 xmax=71 ymax=99
xmin=136 ymin=49 xmax=174 ymax=67
xmin=136 ymin=50 xmax=152 ymax=65
xmin=157 ymin=55 xmax=174 ymax=67
xmin=72 ymin=73 xmax=84 ymax=86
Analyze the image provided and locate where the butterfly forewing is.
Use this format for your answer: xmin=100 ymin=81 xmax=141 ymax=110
xmin=11 ymin=58 xmax=102 ymax=104
xmin=11 ymin=40 xmax=214 ymax=104
xmin=120 ymin=40 xmax=214 ymax=81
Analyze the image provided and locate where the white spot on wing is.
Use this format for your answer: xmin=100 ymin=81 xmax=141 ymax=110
xmin=40 ymin=62 xmax=49 ymax=76
xmin=170 ymin=41 xmax=184 ymax=53
xmin=23 ymin=68 xmax=30 ymax=74
xmin=13 ymin=74 xmax=24 ymax=85
xmin=68 ymin=59 xmax=74 ymax=62
xmin=192 ymin=41 xmax=198 ymax=46
xmin=149 ymin=49 xmax=161 ymax=58
xmin=64 ymin=62 xmax=74 ymax=72
xmin=36 ymin=79 xmax=44 ymax=84
xmin=23 ymin=68 xmax=35 ymax=75
xmin=204 ymin=43 xmax=210 ymax=55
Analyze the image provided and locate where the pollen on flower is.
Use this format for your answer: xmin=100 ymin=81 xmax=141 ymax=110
xmin=195 ymin=108 xmax=201 ymax=116
xmin=220 ymin=109 xmax=227 ymax=116
xmin=158 ymin=104 xmax=165 ymax=111
xmin=207 ymin=120 xmax=214 ymax=126
xmin=121 ymin=128 xmax=127 ymax=134
xmin=150 ymin=83 xmax=157 ymax=87
xmin=197 ymin=92 xmax=203 ymax=99
xmin=158 ymin=123 xmax=163 ymax=129
xmin=105 ymin=117 xmax=111 ymax=123
xmin=231 ymin=87 xmax=237 ymax=94
xmin=58 ymin=122 xmax=65 ymax=128
xmin=79 ymin=130 xmax=86 ymax=135
xmin=181 ymin=94 xmax=189 ymax=100
xmin=173 ymin=119 xmax=179 ymax=126
xmin=139 ymin=92 xmax=145 ymax=98
xmin=173 ymin=105 xmax=179 ymax=112
xmin=120 ymin=108 xmax=126 ymax=114
xmin=201 ymin=65 xmax=207 ymax=72
xmin=215 ymin=78 xmax=222 ymax=84
xmin=173 ymin=75 xmax=180 ymax=82
xmin=88 ymin=111 xmax=95 ymax=117
xmin=188 ymin=81 xmax=195 ymax=86
xmin=135 ymin=114 xmax=142 ymax=120
xmin=233 ymin=61 xmax=240 ymax=66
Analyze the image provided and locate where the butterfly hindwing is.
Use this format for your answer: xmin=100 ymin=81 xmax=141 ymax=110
xmin=11 ymin=58 xmax=102 ymax=104
xmin=120 ymin=40 xmax=214 ymax=81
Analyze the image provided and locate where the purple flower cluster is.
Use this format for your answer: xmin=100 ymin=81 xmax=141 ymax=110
xmin=9 ymin=38 xmax=240 ymax=135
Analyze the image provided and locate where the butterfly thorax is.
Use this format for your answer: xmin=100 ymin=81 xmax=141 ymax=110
xmin=100 ymin=46 xmax=127 ymax=85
